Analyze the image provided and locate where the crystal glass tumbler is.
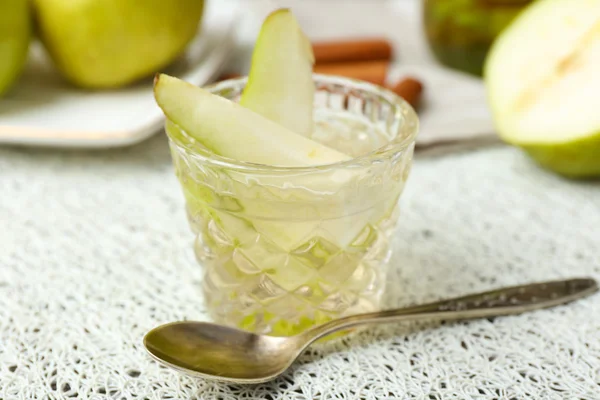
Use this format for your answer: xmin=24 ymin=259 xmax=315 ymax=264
xmin=167 ymin=75 xmax=418 ymax=336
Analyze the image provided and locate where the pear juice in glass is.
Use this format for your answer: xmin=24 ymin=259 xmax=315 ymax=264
xmin=167 ymin=75 xmax=418 ymax=336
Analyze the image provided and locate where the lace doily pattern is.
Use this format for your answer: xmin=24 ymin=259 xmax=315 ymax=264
xmin=1 ymin=136 xmax=599 ymax=399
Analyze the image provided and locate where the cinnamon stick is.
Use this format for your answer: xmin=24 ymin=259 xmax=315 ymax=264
xmin=312 ymin=39 xmax=393 ymax=64
xmin=314 ymin=60 xmax=389 ymax=86
xmin=388 ymin=77 xmax=423 ymax=109
xmin=216 ymin=73 xmax=241 ymax=82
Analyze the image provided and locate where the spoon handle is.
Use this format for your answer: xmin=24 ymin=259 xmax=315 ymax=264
xmin=301 ymin=278 xmax=598 ymax=343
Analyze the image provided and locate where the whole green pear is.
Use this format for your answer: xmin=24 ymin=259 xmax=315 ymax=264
xmin=0 ymin=0 xmax=30 ymax=96
xmin=33 ymin=0 xmax=204 ymax=89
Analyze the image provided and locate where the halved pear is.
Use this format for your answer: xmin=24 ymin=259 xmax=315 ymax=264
xmin=154 ymin=73 xmax=348 ymax=166
xmin=485 ymin=0 xmax=600 ymax=178
xmin=239 ymin=8 xmax=315 ymax=136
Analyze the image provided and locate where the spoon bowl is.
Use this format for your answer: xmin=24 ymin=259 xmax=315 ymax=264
xmin=144 ymin=278 xmax=598 ymax=383
xmin=144 ymin=321 xmax=301 ymax=382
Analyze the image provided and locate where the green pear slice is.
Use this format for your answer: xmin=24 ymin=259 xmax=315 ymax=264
xmin=240 ymin=8 xmax=315 ymax=136
xmin=485 ymin=0 xmax=600 ymax=178
xmin=154 ymin=73 xmax=349 ymax=166
xmin=154 ymin=74 xmax=383 ymax=251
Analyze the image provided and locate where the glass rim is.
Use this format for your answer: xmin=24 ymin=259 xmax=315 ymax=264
xmin=168 ymin=73 xmax=419 ymax=173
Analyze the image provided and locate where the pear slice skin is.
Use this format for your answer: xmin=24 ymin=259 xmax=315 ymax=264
xmin=0 ymin=0 xmax=30 ymax=96
xmin=521 ymin=133 xmax=600 ymax=178
xmin=154 ymin=73 xmax=349 ymax=166
xmin=240 ymin=8 xmax=315 ymax=136
xmin=485 ymin=0 xmax=600 ymax=178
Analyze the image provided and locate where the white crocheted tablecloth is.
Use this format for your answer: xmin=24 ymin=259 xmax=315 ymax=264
xmin=1 ymin=135 xmax=599 ymax=399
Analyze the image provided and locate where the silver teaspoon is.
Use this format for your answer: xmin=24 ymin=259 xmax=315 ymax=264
xmin=143 ymin=277 xmax=597 ymax=384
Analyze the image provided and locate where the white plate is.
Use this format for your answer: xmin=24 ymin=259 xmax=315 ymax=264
xmin=0 ymin=1 xmax=239 ymax=148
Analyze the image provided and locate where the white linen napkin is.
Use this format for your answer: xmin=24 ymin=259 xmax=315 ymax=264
xmin=235 ymin=0 xmax=500 ymax=151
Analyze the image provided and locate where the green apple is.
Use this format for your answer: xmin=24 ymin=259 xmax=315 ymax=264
xmin=32 ymin=0 xmax=204 ymax=89
xmin=0 ymin=0 xmax=30 ymax=95
xmin=154 ymin=73 xmax=349 ymax=166
xmin=485 ymin=0 xmax=600 ymax=178
xmin=240 ymin=9 xmax=315 ymax=136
